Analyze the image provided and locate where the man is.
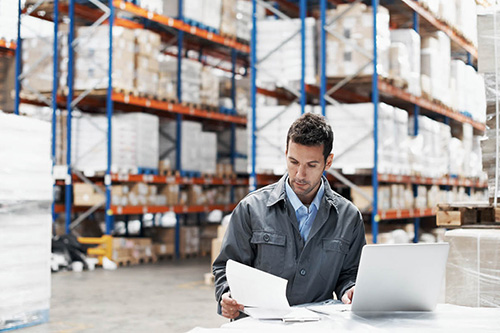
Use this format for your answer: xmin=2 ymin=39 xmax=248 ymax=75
xmin=213 ymin=113 xmax=366 ymax=319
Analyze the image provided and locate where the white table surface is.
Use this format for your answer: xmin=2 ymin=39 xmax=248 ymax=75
xmin=189 ymin=304 xmax=500 ymax=333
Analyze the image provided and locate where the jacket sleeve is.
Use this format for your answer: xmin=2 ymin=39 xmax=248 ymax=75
xmin=335 ymin=210 xmax=366 ymax=299
xmin=212 ymin=199 xmax=255 ymax=314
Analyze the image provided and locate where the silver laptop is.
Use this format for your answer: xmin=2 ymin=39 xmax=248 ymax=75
xmin=351 ymin=243 xmax=449 ymax=313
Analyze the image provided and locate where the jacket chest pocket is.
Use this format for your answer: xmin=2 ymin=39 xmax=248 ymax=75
xmin=319 ymin=238 xmax=350 ymax=281
xmin=251 ymin=231 xmax=286 ymax=276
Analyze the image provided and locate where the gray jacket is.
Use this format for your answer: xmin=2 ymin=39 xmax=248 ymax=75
xmin=213 ymin=174 xmax=366 ymax=309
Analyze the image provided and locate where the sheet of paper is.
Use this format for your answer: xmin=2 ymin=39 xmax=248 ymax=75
xmin=226 ymin=260 xmax=320 ymax=321
xmin=226 ymin=259 xmax=290 ymax=310
xmin=307 ymin=303 xmax=352 ymax=315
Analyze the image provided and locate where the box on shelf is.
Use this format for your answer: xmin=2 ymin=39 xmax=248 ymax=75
xmin=390 ymin=29 xmax=421 ymax=96
xmin=221 ymin=0 xmax=237 ymax=37
xmin=73 ymin=183 xmax=105 ymax=207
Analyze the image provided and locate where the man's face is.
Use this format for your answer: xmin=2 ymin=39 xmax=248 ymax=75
xmin=286 ymin=140 xmax=333 ymax=204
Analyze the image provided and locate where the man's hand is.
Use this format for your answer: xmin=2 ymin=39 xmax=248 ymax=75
xmin=220 ymin=292 xmax=244 ymax=319
xmin=341 ymin=286 xmax=355 ymax=304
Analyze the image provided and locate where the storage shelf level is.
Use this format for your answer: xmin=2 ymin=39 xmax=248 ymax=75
xmin=400 ymin=0 xmax=478 ymax=59
xmin=54 ymin=203 xmax=238 ymax=215
xmin=378 ymin=174 xmax=487 ymax=188
xmin=113 ymin=0 xmax=250 ymax=54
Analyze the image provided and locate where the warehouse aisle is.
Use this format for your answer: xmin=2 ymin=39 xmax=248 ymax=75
xmin=23 ymin=258 xmax=227 ymax=333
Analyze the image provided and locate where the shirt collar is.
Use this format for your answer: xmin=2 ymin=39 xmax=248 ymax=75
xmin=285 ymin=176 xmax=324 ymax=213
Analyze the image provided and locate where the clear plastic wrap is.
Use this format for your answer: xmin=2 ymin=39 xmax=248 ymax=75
xmin=444 ymin=229 xmax=500 ymax=308
xmin=0 ymin=112 xmax=51 ymax=330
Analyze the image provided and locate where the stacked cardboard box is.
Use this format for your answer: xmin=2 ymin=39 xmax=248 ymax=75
xmin=445 ymin=229 xmax=500 ymax=307
xmin=111 ymin=237 xmax=154 ymax=264
xmin=158 ymin=55 xmax=202 ymax=104
xmin=68 ymin=26 xmax=135 ymax=92
xmin=0 ymin=1 xmax=17 ymax=41
xmin=200 ymin=224 xmax=219 ymax=256
xmin=257 ymin=17 xmax=316 ymax=85
xmin=0 ymin=112 xmax=52 ymax=331
xmin=219 ymin=76 xmax=251 ymax=116
xmin=135 ymin=30 xmax=161 ymax=96
xmin=200 ymin=67 xmax=220 ymax=107
xmin=324 ymin=3 xmax=390 ymax=78
xmin=22 ymin=37 xmax=56 ymax=94
xmin=351 ymin=185 xmax=487 ymax=213
xmin=211 ymin=224 xmax=229 ymax=265
xmin=157 ymin=54 xmax=177 ymax=101
xmin=221 ymin=0 xmax=237 ymax=37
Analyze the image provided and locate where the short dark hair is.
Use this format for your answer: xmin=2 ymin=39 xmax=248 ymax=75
xmin=286 ymin=113 xmax=334 ymax=162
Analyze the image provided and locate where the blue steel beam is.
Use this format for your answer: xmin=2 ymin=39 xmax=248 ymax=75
xmin=14 ymin=0 xmax=22 ymax=116
xmin=250 ymin=0 xmax=257 ymax=192
xmin=65 ymin=0 xmax=76 ymax=234
xmin=230 ymin=49 xmax=237 ymax=203
xmin=413 ymin=9 xmax=420 ymax=243
xmin=371 ymin=0 xmax=379 ymax=244
xmin=105 ymin=0 xmax=115 ymax=235
xmin=300 ymin=0 xmax=306 ymax=114
xmin=175 ymin=0 xmax=185 ymax=259
xmin=52 ymin=0 xmax=59 ymax=226
xmin=320 ymin=0 xmax=327 ymax=116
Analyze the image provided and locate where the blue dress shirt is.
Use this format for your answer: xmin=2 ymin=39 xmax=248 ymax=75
xmin=285 ymin=177 xmax=325 ymax=242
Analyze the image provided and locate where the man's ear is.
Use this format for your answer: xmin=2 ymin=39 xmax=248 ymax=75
xmin=325 ymin=154 xmax=334 ymax=170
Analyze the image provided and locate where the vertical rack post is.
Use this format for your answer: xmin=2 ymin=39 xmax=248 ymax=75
xmin=250 ymin=0 xmax=257 ymax=192
xmin=105 ymin=0 xmax=115 ymax=235
xmin=14 ymin=0 xmax=22 ymax=116
xmin=300 ymin=0 xmax=306 ymax=114
xmin=412 ymin=10 xmax=420 ymax=243
xmin=52 ymin=0 xmax=60 ymax=226
xmin=230 ymin=49 xmax=237 ymax=203
xmin=319 ymin=0 xmax=327 ymax=117
xmin=371 ymin=0 xmax=379 ymax=244
xmin=65 ymin=0 xmax=76 ymax=234
xmin=175 ymin=0 xmax=185 ymax=259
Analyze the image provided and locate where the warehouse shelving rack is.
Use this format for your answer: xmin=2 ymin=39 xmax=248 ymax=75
xmin=17 ymin=0 xmax=251 ymax=258
xmin=249 ymin=0 xmax=487 ymax=243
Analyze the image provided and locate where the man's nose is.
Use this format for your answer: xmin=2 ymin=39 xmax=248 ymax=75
xmin=297 ymin=164 xmax=306 ymax=178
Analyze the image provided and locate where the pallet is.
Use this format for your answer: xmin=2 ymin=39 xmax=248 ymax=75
xmin=437 ymin=202 xmax=500 ymax=227
xmin=114 ymin=257 xmax=137 ymax=267
xmin=182 ymin=101 xmax=201 ymax=110
xmin=201 ymin=104 xmax=218 ymax=112
xmin=137 ymin=255 xmax=157 ymax=264
xmin=179 ymin=252 xmax=198 ymax=259
xmin=156 ymin=254 xmax=175 ymax=261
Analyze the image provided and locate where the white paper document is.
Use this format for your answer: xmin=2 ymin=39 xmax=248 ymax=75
xmin=226 ymin=260 xmax=320 ymax=321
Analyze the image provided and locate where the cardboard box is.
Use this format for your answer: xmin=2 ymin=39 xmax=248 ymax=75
xmin=73 ymin=183 xmax=105 ymax=206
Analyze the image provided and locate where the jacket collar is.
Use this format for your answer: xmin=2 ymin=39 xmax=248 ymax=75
xmin=267 ymin=173 xmax=339 ymax=211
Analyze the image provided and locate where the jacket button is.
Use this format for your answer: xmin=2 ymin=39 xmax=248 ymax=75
xmin=263 ymin=234 xmax=270 ymax=242
xmin=300 ymin=269 xmax=306 ymax=276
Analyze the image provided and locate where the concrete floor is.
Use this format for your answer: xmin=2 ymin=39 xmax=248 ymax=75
xmin=22 ymin=257 xmax=228 ymax=333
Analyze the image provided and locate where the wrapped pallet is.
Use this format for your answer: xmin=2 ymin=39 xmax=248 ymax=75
xmin=135 ymin=29 xmax=161 ymax=97
xmin=257 ymin=17 xmax=316 ymax=85
xmin=0 ymin=56 xmax=15 ymax=112
xmin=200 ymin=67 xmax=220 ymax=107
xmin=64 ymin=26 xmax=135 ymax=93
xmin=390 ymin=29 xmax=421 ymax=96
xmin=445 ymin=229 xmax=500 ymax=307
xmin=324 ymin=3 xmax=390 ymax=78
xmin=70 ymin=112 xmax=159 ymax=175
xmin=158 ymin=54 xmax=201 ymax=104
xmin=478 ymin=7 xmax=500 ymax=203
xmin=0 ymin=112 xmax=52 ymax=331
xmin=221 ymin=0 xmax=237 ymax=37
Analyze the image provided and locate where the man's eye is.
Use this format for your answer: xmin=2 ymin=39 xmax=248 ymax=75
xmin=308 ymin=164 xmax=317 ymax=168
xmin=291 ymin=160 xmax=299 ymax=165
